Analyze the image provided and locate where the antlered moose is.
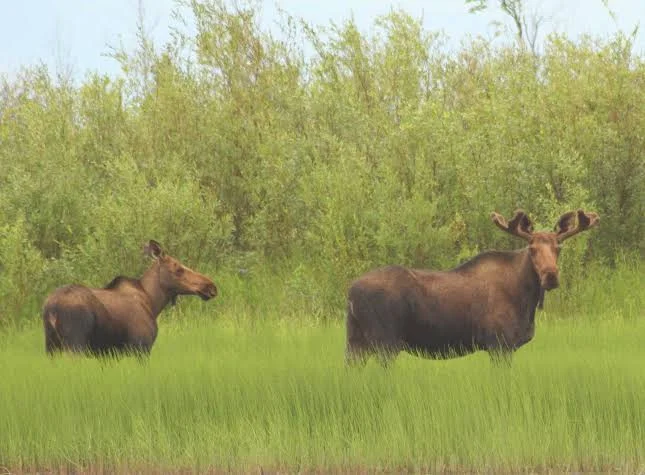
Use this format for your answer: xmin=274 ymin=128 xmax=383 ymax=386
xmin=43 ymin=240 xmax=218 ymax=357
xmin=345 ymin=209 xmax=599 ymax=366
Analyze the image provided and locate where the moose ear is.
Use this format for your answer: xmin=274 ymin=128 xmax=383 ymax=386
xmin=143 ymin=240 xmax=164 ymax=259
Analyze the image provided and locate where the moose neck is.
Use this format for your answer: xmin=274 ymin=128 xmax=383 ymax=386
xmin=139 ymin=262 xmax=173 ymax=320
xmin=516 ymin=248 xmax=542 ymax=313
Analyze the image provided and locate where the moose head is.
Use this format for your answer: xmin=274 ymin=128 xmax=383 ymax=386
xmin=491 ymin=209 xmax=600 ymax=291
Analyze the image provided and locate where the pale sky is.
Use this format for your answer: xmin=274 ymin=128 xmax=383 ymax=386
xmin=1 ymin=0 xmax=644 ymax=81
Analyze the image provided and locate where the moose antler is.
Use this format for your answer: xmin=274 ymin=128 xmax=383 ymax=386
xmin=556 ymin=210 xmax=600 ymax=242
xmin=490 ymin=209 xmax=533 ymax=240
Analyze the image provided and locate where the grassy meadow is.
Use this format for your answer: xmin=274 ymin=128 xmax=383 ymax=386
xmin=1 ymin=0 xmax=645 ymax=472
xmin=2 ymin=311 xmax=645 ymax=473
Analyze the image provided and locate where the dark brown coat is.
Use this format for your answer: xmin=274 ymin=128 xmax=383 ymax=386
xmin=345 ymin=209 xmax=599 ymax=366
xmin=43 ymin=240 xmax=217 ymax=357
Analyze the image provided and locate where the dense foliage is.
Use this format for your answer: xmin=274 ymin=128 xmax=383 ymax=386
xmin=0 ymin=0 xmax=643 ymax=324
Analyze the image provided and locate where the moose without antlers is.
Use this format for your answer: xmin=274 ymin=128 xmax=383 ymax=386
xmin=345 ymin=209 xmax=599 ymax=366
xmin=43 ymin=240 xmax=218 ymax=357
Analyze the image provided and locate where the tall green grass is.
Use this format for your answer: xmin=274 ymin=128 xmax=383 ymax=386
xmin=1 ymin=316 xmax=644 ymax=472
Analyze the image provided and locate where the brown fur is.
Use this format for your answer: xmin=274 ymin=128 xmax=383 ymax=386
xmin=345 ymin=209 xmax=599 ymax=366
xmin=43 ymin=240 xmax=218 ymax=357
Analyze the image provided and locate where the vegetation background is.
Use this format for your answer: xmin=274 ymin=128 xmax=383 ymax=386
xmin=0 ymin=0 xmax=643 ymax=327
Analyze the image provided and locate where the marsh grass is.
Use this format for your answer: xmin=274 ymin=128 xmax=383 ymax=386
xmin=1 ymin=316 xmax=645 ymax=473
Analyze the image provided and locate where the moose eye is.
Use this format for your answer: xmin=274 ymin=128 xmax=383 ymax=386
xmin=175 ymin=267 xmax=185 ymax=276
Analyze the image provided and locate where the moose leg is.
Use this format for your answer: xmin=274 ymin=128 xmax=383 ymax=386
xmin=345 ymin=299 xmax=401 ymax=368
xmin=346 ymin=342 xmax=400 ymax=369
xmin=488 ymin=349 xmax=513 ymax=367
xmin=44 ymin=310 xmax=93 ymax=355
xmin=375 ymin=346 xmax=399 ymax=369
xmin=345 ymin=343 xmax=369 ymax=368
xmin=345 ymin=331 xmax=400 ymax=369
xmin=64 ymin=315 xmax=96 ymax=354
xmin=45 ymin=326 xmax=63 ymax=356
xmin=345 ymin=309 xmax=370 ymax=367
xmin=122 ymin=334 xmax=154 ymax=362
xmin=483 ymin=326 xmax=515 ymax=367
xmin=44 ymin=311 xmax=63 ymax=356
xmin=132 ymin=345 xmax=152 ymax=365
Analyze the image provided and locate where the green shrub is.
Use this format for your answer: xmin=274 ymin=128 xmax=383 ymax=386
xmin=0 ymin=2 xmax=643 ymax=324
